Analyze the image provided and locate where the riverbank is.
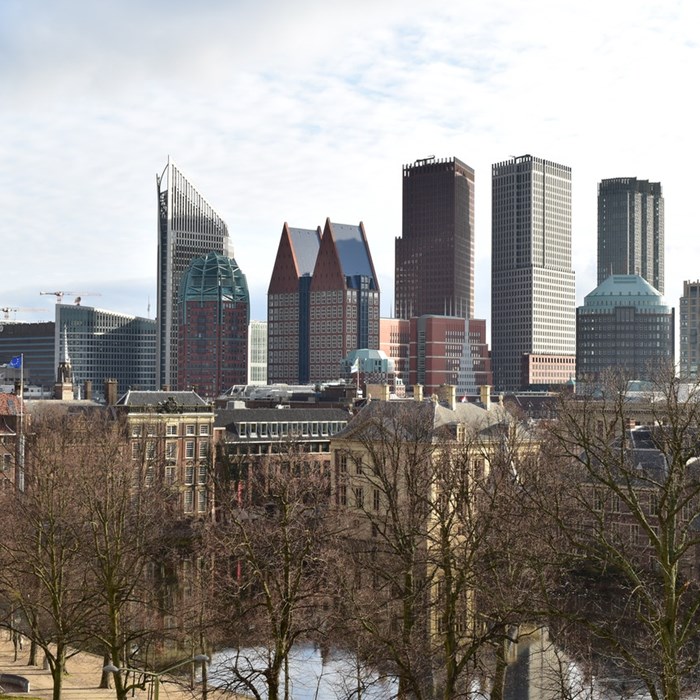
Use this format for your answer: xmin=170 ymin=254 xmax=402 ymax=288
xmin=0 ymin=634 xmax=233 ymax=699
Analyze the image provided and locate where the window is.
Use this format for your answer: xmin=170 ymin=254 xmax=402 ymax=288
xmin=199 ymin=424 xmax=209 ymax=436
xmin=146 ymin=442 xmax=156 ymax=459
xmin=146 ymin=424 xmax=157 ymax=437
xmin=199 ymin=441 xmax=209 ymax=458
xmin=355 ymin=458 xmax=363 ymax=475
xmin=165 ymin=465 xmax=176 ymax=485
xmin=186 ymin=441 xmax=195 ymax=459
xmin=131 ymin=424 xmax=143 ymax=438
xmin=166 ymin=442 xmax=177 ymax=460
xmin=338 ymin=454 xmax=347 ymax=473
xmin=185 ymin=465 xmax=194 ymax=485
xmin=354 ymin=487 xmax=364 ymax=509
xmin=198 ymin=490 xmax=207 ymax=512
xmin=373 ymin=489 xmax=380 ymax=511
xmin=198 ymin=464 xmax=207 ymax=484
xmin=184 ymin=490 xmax=194 ymax=512
xmin=166 ymin=424 xmax=178 ymax=436
xmin=186 ymin=424 xmax=195 ymax=436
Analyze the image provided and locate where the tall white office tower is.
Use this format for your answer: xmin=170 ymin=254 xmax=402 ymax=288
xmin=156 ymin=158 xmax=229 ymax=390
xmin=491 ymin=155 xmax=576 ymax=392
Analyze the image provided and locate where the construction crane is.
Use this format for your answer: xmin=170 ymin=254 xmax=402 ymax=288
xmin=1 ymin=306 xmax=45 ymax=320
xmin=40 ymin=291 xmax=101 ymax=305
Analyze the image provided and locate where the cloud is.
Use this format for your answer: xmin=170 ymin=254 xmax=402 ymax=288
xmin=0 ymin=0 xmax=698 ymax=330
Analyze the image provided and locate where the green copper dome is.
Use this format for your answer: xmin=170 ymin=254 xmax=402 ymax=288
xmin=180 ymin=251 xmax=249 ymax=304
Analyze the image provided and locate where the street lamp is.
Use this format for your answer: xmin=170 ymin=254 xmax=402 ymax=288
xmin=104 ymin=654 xmax=209 ymax=700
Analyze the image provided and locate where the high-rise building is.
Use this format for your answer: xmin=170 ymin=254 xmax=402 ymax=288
xmin=309 ymin=219 xmax=380 ymax=382
xmin=491 ymin=154 xmax=576 ymax=391
xmin=679 ymin=280 xmax=700 ymax=380
xmin=178 ymin=252 xmax=249 ymax=398
xmin=577 ymin=275 xmax=674 ymax=383
xmin=395 ymin=157 xmax=475 ymax=319
xmin=248 ymin=320 xmax=268 ymax=386
xmin=156 ymin=159 xmax=229 ymax=390
xmin=268 ymin=219 xmax=380 ymax=385
xmin=56 ymin=303 xmax=157 ymax=398
xmin=267 ymin=224 xmax=322 ymax=384
xmin=597 ymin=178 xmax=664 ymax=293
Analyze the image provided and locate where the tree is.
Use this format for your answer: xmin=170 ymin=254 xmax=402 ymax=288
xmin=205 ymin=441 xmax=336 ymax=700
xmin=331 ymin=399 xmax=544 ymax=700
xmin=539 ymin=372 xmax=700 ymax=700
xmin=76 ymin=411 xmax=177 ymax=700
xmin=0 ymin=407 xmax=101 ymax=700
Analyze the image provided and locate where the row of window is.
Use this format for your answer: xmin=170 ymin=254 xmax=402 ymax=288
xmin=237 ymin=421 xmax=346 ymax=439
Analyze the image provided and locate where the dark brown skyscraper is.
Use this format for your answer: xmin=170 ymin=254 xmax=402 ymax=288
xmin=395 ymin=157 xmax=475 ymax=319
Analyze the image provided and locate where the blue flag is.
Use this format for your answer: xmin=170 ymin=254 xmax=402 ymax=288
xmin=9 ymin=355 xmax=22 ymax=369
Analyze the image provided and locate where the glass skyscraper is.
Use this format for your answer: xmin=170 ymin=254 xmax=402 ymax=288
xmin=597 ymin=178 xmax=664 ymax=293
xmin=156 ymin=158 xmax=229 ymax=390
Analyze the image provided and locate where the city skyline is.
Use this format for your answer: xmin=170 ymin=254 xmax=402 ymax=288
xmin=1 ymin=1 xmax=697 ymax=331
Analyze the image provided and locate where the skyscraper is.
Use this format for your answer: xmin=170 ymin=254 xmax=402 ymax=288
xmin=491 ymin=154 xmax=576 ymax=391
xmin=178 ymin=251 xmax=249 ymax=397
xmin=267 ymin=219 xmax=380 ymax=384
xmin=267 ymin=223 xmax=322 ymax=384
xmin=597 ymin=178 xmax=664 ymax=293
xmin=679 ymin=280 xmax=700 ymax=379
xmin=309 ymin=219 xmax=380 ymax=382
xmin=395 ymin=157 xmax=475 ymax=319
xmin=156 ymin=158 xmax=229 ymax=390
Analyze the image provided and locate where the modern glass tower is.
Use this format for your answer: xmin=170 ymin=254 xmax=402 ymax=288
xmin=597 ymin=178 xmax=664 ymax=293
xmin=156 ymin=158 xmax=229 ymax=390
xmin=395 ymin=157 xmax=475 ymax=319
xmin=491 ymin=154 xmax=576 ymax=391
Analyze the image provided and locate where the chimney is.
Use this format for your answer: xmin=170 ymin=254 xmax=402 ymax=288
xmin=438 ymin=384 xmax=456 ymax=410
xmin=104 ymin=379 xmax=118 ymax=406
xmin=414 ymin=384 xmax=423 ymax=402
xmin=480 ymin=384 xmax=492 ymax=411
xmin=84 ymin=380 xmax=93 ymax=401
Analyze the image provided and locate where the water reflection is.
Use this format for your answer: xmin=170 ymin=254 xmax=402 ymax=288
xmin=209 ymin=629 xmax=651 ymax=700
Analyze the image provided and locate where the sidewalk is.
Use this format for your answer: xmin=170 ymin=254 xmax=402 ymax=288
xmin=0 ymin=634 xmax=232 ymax=699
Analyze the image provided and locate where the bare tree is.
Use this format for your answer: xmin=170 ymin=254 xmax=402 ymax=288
xmin=0 ymin=407 xmax=102 ymax=700
xmin=538 ymin=371 xmax=700 ymax=700
xmin=205 ymin=441 xmax=337 ymax=700
xmin=332 ymin=400 xmax=545 ymax=700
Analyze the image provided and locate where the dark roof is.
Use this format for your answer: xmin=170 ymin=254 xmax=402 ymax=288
xmin=288 ymin=227 xmax=321 ymax=276
xmin=117 ymin=390 xmax=210 ymax=408
xmin=329 ymin=222 xmax=376 ymax=280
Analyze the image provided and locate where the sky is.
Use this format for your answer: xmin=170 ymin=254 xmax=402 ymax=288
xmin=1 ymin=0 xmax=698 ymax=333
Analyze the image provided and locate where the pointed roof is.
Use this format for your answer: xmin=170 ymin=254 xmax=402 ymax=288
xmin=268 ymin=223 xmax=322 ymax=295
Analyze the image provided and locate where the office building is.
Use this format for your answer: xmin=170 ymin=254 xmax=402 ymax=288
xmin=491 ymin=155 xmax=576 ymax=391
xmin=0 ymin=321 xmax=55 ymax=390
xmin=597 ymin=178 xmax=664 ymax=293
xmin=248 ymin=320 xmax=268 ymax=386
xmin=577 ymin=275 xmax=674 ymax=383
xmin=679 ymin=280 xmax=700 ymax=379
xmin=309 ymin=219 xmax=380 ymax=382
xmin=157 ymin=158 xmax=229 ymax=390
xmin=268 ymin=219 xmax=380 ymax=385
xmin=56 ymin=304 xmax=156 ymax=398
xmin=267 ymin=224 xmax=322 ymax=384
xmin=395 ymin=157 xmax=475 ymax=319
xmin=178 ymin=252 xmax=250 ymax=398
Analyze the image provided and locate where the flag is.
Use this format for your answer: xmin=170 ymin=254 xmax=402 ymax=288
xmin=9 ymin=355 xmax=22 ymax=369
xmin=350 ymin=358 xmax=360 ymax=374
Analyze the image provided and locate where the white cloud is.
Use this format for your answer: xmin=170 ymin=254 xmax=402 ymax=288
xmin=0 ymin=0 xmax=698 ymax=333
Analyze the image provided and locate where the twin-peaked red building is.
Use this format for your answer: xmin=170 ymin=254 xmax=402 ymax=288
xmin=268 ymin=218 xmax=380 ymax=384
